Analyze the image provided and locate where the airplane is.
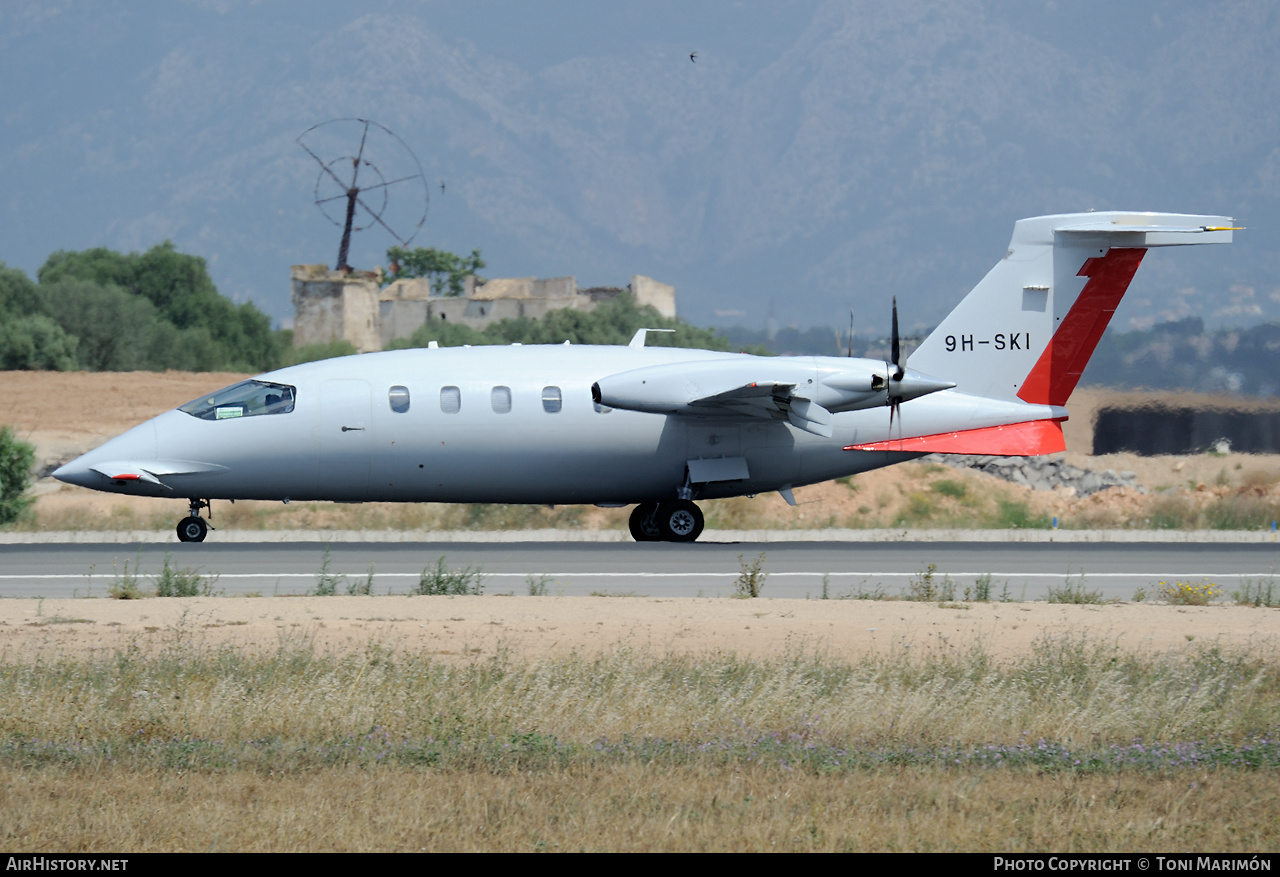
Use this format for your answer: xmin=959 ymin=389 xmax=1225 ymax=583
xmin=53 ymin=211 xmax=1235 ymax=543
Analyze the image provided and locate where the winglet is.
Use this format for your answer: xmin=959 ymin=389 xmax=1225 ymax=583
xmin=628 ymin=328 xmax=676 ymax=348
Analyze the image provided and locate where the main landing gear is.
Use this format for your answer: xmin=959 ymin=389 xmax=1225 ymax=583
xmin=628 ymin=500 xmax=705 ymax=543
xmin=176 ymin=499 xmax=212 ymax=543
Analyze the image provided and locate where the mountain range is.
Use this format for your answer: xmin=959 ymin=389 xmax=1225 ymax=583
xmin=2 ymin=0 xmax=1277 ymax=336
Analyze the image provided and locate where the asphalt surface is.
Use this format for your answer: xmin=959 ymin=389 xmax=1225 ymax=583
xmin=2 ymin=539 xmax=1278 ymax=600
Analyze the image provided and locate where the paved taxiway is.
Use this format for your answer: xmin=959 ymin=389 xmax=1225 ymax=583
xmin=1 ymin=539 xmax=1277 ymax=600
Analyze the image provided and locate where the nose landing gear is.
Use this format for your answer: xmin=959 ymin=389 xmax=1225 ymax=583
xmin=628 ymin=500 xmax=705 ymax=543
xmin=177 ymin=499 xmax=212 ymax=543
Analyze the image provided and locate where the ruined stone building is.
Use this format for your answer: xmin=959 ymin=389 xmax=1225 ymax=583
xmin=290 ymin=266 xmax=676 ymax=353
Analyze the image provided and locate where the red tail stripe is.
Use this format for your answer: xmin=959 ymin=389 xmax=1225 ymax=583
xmin=1017 ymin=248 xmax=1146 ymax=406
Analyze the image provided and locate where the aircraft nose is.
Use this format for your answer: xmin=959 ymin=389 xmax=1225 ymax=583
xmin=52 ymin=459 xmax=97 ymax=488
xmin=51 ymin=420 xmax=160 ymax=489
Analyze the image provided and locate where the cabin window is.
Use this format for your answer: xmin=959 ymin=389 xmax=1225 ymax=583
xmin=388 ymin=385 xmax=410 ymax=413
xmin=541 ymin=386 xmax=562 ymax=413
xmin=491 ymin=386 xmax=512 ymax=414
xmin=179 ymin=380 xmax=296 ymax=421
xmin=440 ymin=386 xmax=461 ymax=414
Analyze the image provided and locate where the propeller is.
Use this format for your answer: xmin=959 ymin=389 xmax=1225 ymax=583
xmin=890 ymin=297 xmax=904 ymax=381
xmin=860 ymin=297 xmax=955 ymax=445
xmin=887 ymin=297 xmax=906 ymax=444
xmin=847 ymin=308 xmax=854 ymax=358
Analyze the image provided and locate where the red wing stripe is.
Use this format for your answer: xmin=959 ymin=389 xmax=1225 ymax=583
xmin=843 ymin=418 xmax=1066 ymax=456
xmin=110 ymin=473 xmax=141 ymax=481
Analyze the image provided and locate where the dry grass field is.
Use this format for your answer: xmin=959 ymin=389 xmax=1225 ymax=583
xmin=0 ymin=595 xmax=1276 ymax=852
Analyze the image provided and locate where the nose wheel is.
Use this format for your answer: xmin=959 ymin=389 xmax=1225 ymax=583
xmin=628 ymin=500 xmax=704 ymax=543
xmin=176 ymin=499 xmax=212 ymax=543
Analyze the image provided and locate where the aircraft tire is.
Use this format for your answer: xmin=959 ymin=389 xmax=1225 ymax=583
xmin=656 ymin=500 xmax=704 ymax=543
xmin=628 ymin=503 xmax=663 ymax=542
xmin=177 ymin=516 xmax=208 ymax=543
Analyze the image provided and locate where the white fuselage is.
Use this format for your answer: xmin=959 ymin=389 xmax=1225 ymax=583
xmin=54 ymin=344 xmax=1056 ymax=505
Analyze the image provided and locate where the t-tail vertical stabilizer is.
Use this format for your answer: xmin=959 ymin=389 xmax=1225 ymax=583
xmin=908 ymin=212 xmax=1235 ymax=407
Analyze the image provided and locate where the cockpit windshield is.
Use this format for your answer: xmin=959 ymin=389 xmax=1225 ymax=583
xmin=179 ymin=380 xmax=296 ymax=421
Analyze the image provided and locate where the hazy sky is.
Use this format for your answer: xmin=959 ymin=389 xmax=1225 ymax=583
xmin=2 ymin=0 xmax=1276 ymax=333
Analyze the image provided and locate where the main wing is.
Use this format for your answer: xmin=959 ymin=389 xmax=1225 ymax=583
xmin=592 ymin=357 xmax=953 ymax=437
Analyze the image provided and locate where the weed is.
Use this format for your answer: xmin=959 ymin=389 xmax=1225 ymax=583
xmin=347 ymin=565 xmax=375 ymax=596
xmin=932 ymin=479 xmax=966 ymax=499
xmin=1202 ymin=494 xmax=1280 ymax=530
xmin=1047 ymin=573 xmax=1104 ymax=604
xmin=972 ymin=573 xmax=992 ymax=603
xmin=1232 ymin=578 xmax=1280 ymax=608
xmin=821 ymin=573 xmax=830 ymax=600
xmin=907 ymin=564 xmax=937 ymax=601
xmin=415 ymin=556 xmax=484 ymax=595
xmin=154 ymin=553 xmax=216 ymax=597
xmin=1158 ymin=580 xmax=1222 ymax=606
xmin=995 ymin=499 xmax=1052 ymax=530
xmin=847 ymin=581 xmax=887 ymax=600
xmin=1132 ymin=587 xmax=1147 ymax=603
xmin=526 ymin=574 xmax=551 ymax=596
xmin=906 ymin=563 xmax=954 ymax=601
xmin=107 ymin=552 xmax=146 ymax=600
xmin=733 ymin=553 xmax=767 ymax=598
xmin=897 ymin=493 xmax=936 ymax=525
xmin=313 ymin=544 xmax=345 ymax=596
xmin=1149 ymin=494 xmax=1193 ymax=530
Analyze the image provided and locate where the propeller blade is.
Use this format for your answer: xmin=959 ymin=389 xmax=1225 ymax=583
xmin=890 ymin=297 xmax=903 ymax=380
xmin=848 ymin=308 xmax=854 ymax=358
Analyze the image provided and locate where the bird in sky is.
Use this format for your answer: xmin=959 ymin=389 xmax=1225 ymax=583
xmin=690 ymin=52 xmax=697 ymax=63
xmin=440 ymin=180 xmax=446 ymax=194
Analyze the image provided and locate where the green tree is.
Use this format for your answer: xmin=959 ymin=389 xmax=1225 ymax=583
xmin=38 ymin=242 xmax=281 ymax=371
xmin=0 ymin=314 xmax=78 ymax=370
xmin=387 ymin=246 xmax=485 ymax=296
xmin=0 ymin=426 xmax=35 ymax=526
xmin=41 ymin=279 xmax=163 ymax=371
xmin=0 ymin=263 xmax=78 ymax=370
xmin=0 ymin=263 xmax=43 ymax=316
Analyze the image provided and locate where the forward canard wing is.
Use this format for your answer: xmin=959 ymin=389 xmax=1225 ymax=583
xmin=84 ymin=459 xmax=229 ymax=488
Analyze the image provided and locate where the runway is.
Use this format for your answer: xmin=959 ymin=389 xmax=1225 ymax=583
xmin=2 ymin=539 xmax=1278 ymax=600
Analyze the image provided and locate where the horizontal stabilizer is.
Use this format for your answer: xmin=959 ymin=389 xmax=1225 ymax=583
xmin=908 ymin=211 xmax=1235 ymax=406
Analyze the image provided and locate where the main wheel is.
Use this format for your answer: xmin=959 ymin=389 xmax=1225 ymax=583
xmin=655 ymin=500 xmax=704 ymax=543
xmin=628 ymin=503 xmax=663 ymax=542
xmin=177 ymin=516 xmax=208 ymax=543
